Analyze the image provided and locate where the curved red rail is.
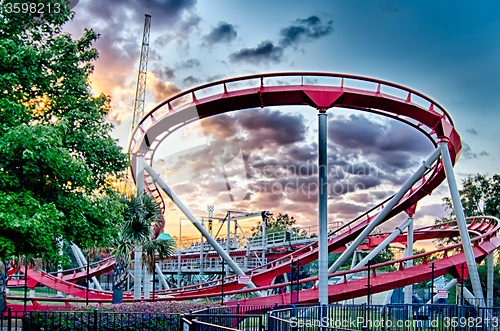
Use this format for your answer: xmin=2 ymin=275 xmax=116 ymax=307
xmin=8 ymin=72 xmax=478 ymax=309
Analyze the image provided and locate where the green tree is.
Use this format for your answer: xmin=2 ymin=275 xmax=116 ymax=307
xmin=0 ymin=0 xmax=129 ymax=263
xmin=111 ymin=192 xmax=174 ymax=303
xmin=251 ymin=213 xmax=302 ymax=236
xmin=435 ymin=174 xmax=500 ymax=247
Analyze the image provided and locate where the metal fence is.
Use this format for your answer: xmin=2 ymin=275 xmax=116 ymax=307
xmin=269 ymin=304 xmax=500 ymax=331
xmin=183 ymin=313 xmax=264 ymax=331
xmin=4 ymin=303 xmax=500 ymax=331
xmin=22 ymin=309 xmax=180 ymax=331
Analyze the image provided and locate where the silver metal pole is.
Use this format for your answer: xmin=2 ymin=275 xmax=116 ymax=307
xmin=226 ymin=212 xmax=231 ymax=255
xmin=383 ymin=289 xmax=394 ymax=305
xmin=200 ymin=218 xmax=204 ymax=284
xmin=133 ymin=246 xmax=142 ymax=299
xmin=57 ymin=239 xmax=63 ymax=296
xmin=134 ymin=155 xmax=145 ymax=299
xmin=141 ymin=160 xmax=263 ymax=297
xmin=136 ymin=155 xmax=145 ymax=194
xmin=328 ymin=147 xmax=442 ymax=275
xmin=427 ymin=279 xmax=457 ymax=304
xmin=74 ymin=245 xmax=103 ymax=290
xmin=177 ymin=219 xmax=181 ymax=288
xmin=318 ymin=110 xmax=328 ymax=306
xmin=487 ymin=251 xmax=494 ymax=307
xmin=338 ymin=216 xmax=413 ymax=284
xmin=262 ymin=215 xmax=267 ymax=264
xmin=155 ymin=263 xmax=169 ymax=289
xmin=350 ymin=251 xmax=357 ymax=270
xmin=440 ymin=141 xmax=485 ymax=306
xmin=404 ymin=217 xmax=414 ymax=304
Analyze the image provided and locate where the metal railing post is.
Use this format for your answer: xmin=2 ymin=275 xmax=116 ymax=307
xmin=93 ymin=309 xmax=98 ymax=331
xmin=7 ymin=307 xmax=11 ymax=330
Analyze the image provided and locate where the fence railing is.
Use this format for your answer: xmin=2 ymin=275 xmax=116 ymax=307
xmin=22 ymin=309 xmax=180 ymax=331
xmin=5 ymin=303 xmax=500 ymax=331
xmin=269 ymin=304 xmax=500 ymax=331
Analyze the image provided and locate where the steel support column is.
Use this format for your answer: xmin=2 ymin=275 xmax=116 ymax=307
xmin=136 ymin=155 xmax=145 ymax=194
xmin=338 ymin=216 xmax=413 ymax=284
xmin=155 ymin=263 xmax=169 ymax=290
xmin=141 ymin=160 xmax=263 ymax=297
xmin=135 ymin=155 xmax=145 ymax=299
xmin=133 ymin=246 xmax=142 ymax=300
xmin=200 ymin=218 xmax=204 ymax=284
xmin=487 ymin=251 xmax=494 ymax=307
xmin=404 ymin=217 xmax=414 ymax=304
xmin=328 ymin=147 xmax=442 ymax=275
xmin=318 ymin=110 xmax=328 ymax=306
xmin=426 ymin=279 xmax=457 ymax=304
xmin=440 ymin=141 xmax=485 ymax=306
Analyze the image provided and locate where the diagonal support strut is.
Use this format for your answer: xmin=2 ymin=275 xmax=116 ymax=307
xmin=140 ymin=159 xmax=263 ymax=297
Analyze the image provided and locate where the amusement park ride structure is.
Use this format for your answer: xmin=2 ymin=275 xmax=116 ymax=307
xmin=7 ymin=71 xmax=500 ymax=311
xmin=5 ymin=15 xmax=499 ymax=311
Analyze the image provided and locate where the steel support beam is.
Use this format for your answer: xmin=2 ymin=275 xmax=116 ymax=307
xmin=141 ymin=160 xmax=263 ymax=297
xmin=200 ymin=218 xmax=204 ymax=284
xmin=155 ymin=263 xmax=169 ymax=290
xmin=404 ymin=217 xmax=414 ymax=304
xmin=133 ymin=246 xmax=142 ymax=299
xmin=487 ymin=251 xmax=494 ymax=307
xmin=427 ymin=279 xmax=457 ymax=304
xmin=136 ymin=155 xmax=145 ymax=194
xmin=318 ymin=110 xmax=328 ymax=306
xmin=134 ymin=155 xmax=145 ymax=299
xmin=338 ymin=216 xmax=413 ymax=284
xmin=440 ymin=141 xmax=485 ymax=306
xmin=383 ymin=289 xmax=394 ymax=305
xmin=72 ymin=245 xmax=103 ymax=291
xmin=328 ymin=147 xmax=442 ymax=275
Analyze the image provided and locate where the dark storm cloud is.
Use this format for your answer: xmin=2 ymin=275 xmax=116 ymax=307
xmin=328 ymin=114 xmax=433 ymax=165
xmin=329 ymin=115 xmax=385 ymax=149
xmin=202 ymin=22 xmax=237 ymax=46
xmin=153 ymin=14 xmax=201 ymax=54
xmin=229 ymin=41 xmax=284 ymax=65
xmin=197 ymin=110 xmax=438 ymax=218
xmin=349 ymin=193 xmax=372 ymax=204
xmin=237 ymin=109 xmax=306 ymax=148
xmin=85 ymin=0 xmax=197 ymax=27
xmin=150 ymin=78 xmax=181 ymax=102
xmin=371 ymin=191 xmax=394 ymax=200
xmin=202 ymin=109 xmax=308 ymax=152
xmin=201 ymin=113 xmax=239 ymax=141
xmin=461 ymin=142 xmax=489 ymax=159
xmin=279 ymin=16 xmax=333 ymax=47
xmin=182 ymin=75 xmax=201 ymax=86
xmin=328 ymin=202 xmax=367 ymax=217
xmin=415 ymin=204 xmax=447 ymax=219
xmin=287 ymin=145 xmax=317 ymax=161
xmin=152 ymin=65 xmax=176 ymax=80
xmin=177 ymin=59 xmax=201 ymax=69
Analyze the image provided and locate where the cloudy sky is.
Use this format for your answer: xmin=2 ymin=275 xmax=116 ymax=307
xmin=64 ymin=0 xmax=500 ymax=243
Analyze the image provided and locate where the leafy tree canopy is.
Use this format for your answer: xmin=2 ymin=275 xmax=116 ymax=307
xmin=251 ymin=213 xmax=300 ymax=236
xmin=440 ymin=174 xmax=500 ymax=220
xmin=0 ymin=0 xmax=129 ymax=264
xmin=435 ymin=174 xmax=500 ymax=247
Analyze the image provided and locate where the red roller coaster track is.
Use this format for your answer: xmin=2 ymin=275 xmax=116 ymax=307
xmin=9 ymin=73 xmax=497 ymax=310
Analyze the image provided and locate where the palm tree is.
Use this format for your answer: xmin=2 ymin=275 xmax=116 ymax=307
xmin=111 ymin=191 xmax=174 ymax=303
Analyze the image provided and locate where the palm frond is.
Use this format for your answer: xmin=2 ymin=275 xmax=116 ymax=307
xmin=142 ymin=239 xmax=175 ymax=273
xmin=112 ymin=241 xmax=134 ymax=261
